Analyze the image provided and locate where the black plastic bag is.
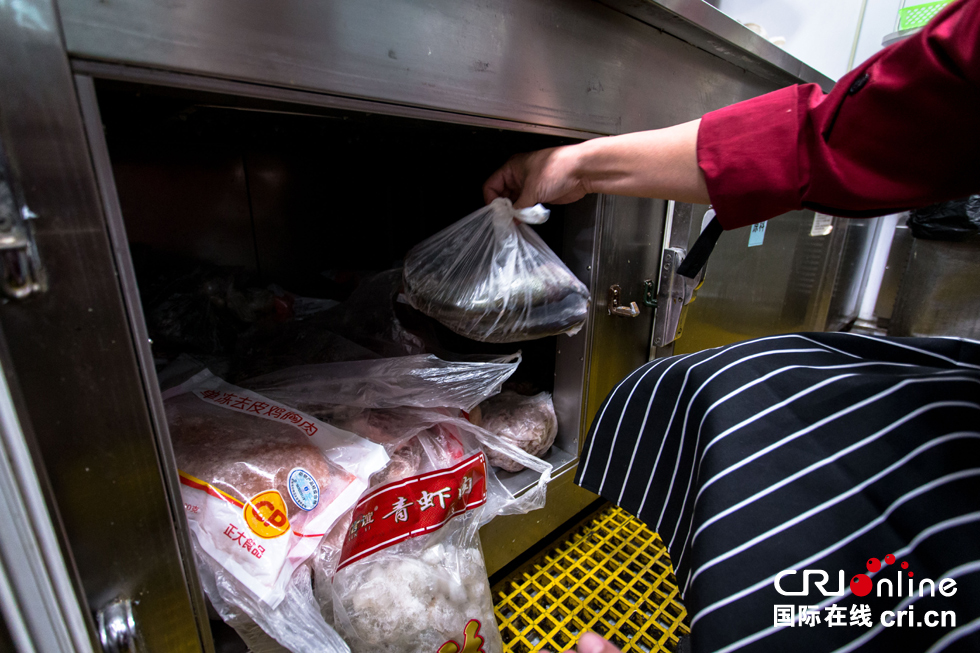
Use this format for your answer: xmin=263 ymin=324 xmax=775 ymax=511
xmin=907 ymin=196 xmax=980 ymax=241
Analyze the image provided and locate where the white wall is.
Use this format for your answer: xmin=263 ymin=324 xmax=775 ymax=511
xmin=717 ymin=0 xmax=901 ymax=80
xmin=852 ymin=0 xmax=903 ymax=69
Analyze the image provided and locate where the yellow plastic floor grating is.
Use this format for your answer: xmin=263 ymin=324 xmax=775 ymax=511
xmin=493 ymin=505 xmax=690 ymax=653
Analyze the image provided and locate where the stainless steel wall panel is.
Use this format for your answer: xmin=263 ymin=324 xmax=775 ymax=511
xmin=0 ymin=1 xmax=208 ymax=650
xmin=59 ymin=0 xmax=779 ymax=136
xmin=70 ymin=60 xmax=601 ymax=142
xmin=0 ymin=331 xmax=94 ymax=653
xmin=673 ymin=210 xmax=839 ymax=354
xmin=553 ymin=195 xmax=602 ymax=456
xmin=890 ymin=239 xmax=980 ymax=339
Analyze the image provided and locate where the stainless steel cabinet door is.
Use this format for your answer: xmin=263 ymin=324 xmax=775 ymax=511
xmin=0 ymin=1 xmax=210 ymax=650
xmin=585 ymin=196 xmax=667 ymax=423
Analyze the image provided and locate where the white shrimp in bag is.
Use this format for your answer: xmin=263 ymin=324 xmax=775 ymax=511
xmin=403 ymin=198 xmax=590 ymax=343
xmin=326 ymin=407 xmax=551 ymax=653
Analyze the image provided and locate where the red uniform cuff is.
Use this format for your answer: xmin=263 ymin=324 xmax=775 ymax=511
xmin=697 ymin=85 xmax=809 ymax=230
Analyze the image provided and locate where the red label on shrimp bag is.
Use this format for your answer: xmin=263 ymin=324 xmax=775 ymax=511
xmin=338 ymin=452 xmax=488 ymax=569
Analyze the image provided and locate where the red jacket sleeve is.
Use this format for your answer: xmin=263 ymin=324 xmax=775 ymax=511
xmin=697 ymin=0 xmax=980 ymax=230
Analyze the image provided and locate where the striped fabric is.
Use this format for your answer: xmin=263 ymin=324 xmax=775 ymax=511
xmin=576 ymin=333 xmax=980 ymax=652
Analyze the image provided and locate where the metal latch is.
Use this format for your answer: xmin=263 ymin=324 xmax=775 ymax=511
xmin=97 ymin=598 xmax=142 ymax=653
xmin=0 ymin=138 xmax=45 ymax=300
xmin=651 ymin=247 xmax=705 ymax=347
xmin=607 ymin=284 xmax=640 ymax=318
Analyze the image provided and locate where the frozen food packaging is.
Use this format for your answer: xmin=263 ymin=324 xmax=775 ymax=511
xmin=403 ymin=198 xmax=590 ymax=343
xmin=164 ymin=369 xmax=387 ymax=606
xmin=475 ymin=391 xmax=558 ymax=472
xmin=163 ymin=369 xmax=389 ymax=652
xmin=329 ymin=413 xmax=550 ymax=653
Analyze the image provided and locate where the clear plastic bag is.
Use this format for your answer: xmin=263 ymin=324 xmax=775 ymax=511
xmin=163 ymin=370 xmax=389 ymax=651
xmin=244 ymin=353 xmax=521 ymax=414
xmin=403 ymin=198 xmax=590 ymax=343
xmin=473 ymin=391 xmax=558 ymax=473
xmin=277 ymin=353 xmax=552 ymax=652
xmin=196 ymin=543 xmax=348 ymax=653
xmin=327 ymin=408 xmax=551 ymax=519
xmin=327 ymin=414 xmax=550 ymax=653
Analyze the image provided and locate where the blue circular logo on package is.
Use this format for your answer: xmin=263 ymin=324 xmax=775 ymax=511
xmin=287 ymin=468 xmax=320 ymax=511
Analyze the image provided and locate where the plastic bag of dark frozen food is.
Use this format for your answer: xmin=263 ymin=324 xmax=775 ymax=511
xmin=327 ymin=409 xmax=552 ymax=653
xmin=472 ymin=391 xmax=558 ymax=473
xmin=163 ymin=370 xmax=389 ymax=652
xmin=403 ymin=198 xmax=590 ymax=343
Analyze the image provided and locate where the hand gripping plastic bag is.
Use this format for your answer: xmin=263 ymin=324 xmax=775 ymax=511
xmin=163 ymin=370 xmax=389 ymax=651
xmin=403 ymin=198 xmax=590 ymax=343
xmin=328 ymin=411 xmax=551 ymax=653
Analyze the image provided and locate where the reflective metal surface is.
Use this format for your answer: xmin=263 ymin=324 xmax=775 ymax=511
xmin=0 ymin=139 xmax=46 ymax=300
xmin=875 ymin=215 xmax=912 ymax=322
xmin=70 ymin=60 xmax=598 ymax=142
xmin=0 ymin=332 xmax=94 ymax=653
xmin=890 ymin=238 xmax=980 ymax=339
xmin=96 ymin=599 xmax=140 ymax=653
xmin=601 ymin=0 xmax=834 ymax=91
xmin=60 ymin=0 xmax=781 ymax=136
xmin=652 ymin=248 xmax=704 ymax=347
xmin=674 ymin=210 xmax=842 ymax=354
xmin=651 ymin=201 xmax=708 ymax=358
xmin=74 ymin=76 xmax=216 ymax=653
xmin=825 ymin=217 xmax=879 ymax=331
xmin=585 ymin=195 xmax=666 ymax=424
xmin=0 ymin=1 xmax=207 ymax=650
xmin=607 ymin=285 xmax=641 ymax=318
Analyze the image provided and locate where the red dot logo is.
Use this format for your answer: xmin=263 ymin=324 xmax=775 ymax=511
xmin=908 ymin=572 xmax=914 ymax=577
xmin=866 ymin=557 xmax=881 ymax=573
xmin=901 ymin=561 xmax=909 ymax=569
xmin=885 ymin=554 xmax=896 ymax=565
xmin=850 ymin=574 xmax=872 ymax=597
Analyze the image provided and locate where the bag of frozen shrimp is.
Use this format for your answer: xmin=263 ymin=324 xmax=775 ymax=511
xmin=322 ymin=407 xmax=551 ymax=653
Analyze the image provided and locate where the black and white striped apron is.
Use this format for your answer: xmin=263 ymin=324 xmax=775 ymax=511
xmin=576 ymin=333 xmax=980 ymax=652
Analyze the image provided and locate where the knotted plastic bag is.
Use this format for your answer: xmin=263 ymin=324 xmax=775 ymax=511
xmin=403 ymin=198 xmax=590 ymax=343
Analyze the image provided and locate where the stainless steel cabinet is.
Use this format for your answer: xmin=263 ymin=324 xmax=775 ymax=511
xmin=0 ymin=0 xmax=840 ymax=650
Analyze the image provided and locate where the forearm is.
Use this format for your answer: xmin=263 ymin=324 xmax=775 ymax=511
xmin=571 ymin=119 xmax=710 ymax=205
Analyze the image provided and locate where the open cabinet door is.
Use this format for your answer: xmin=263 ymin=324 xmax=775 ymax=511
xmin=584 ymin=195 xmax=667 ymax=426
xmin=0 ymin=2 xmax=212 ymax=650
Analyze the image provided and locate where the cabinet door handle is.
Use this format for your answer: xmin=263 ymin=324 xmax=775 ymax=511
xmin=608 ymin=285 xmax=640 ymax=318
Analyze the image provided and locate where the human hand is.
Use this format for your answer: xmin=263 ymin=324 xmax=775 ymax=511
xmin=483 ymin=121 xmax=709 ymax=210
xmin=542 ymin=632 xmax=623 ymax=653
xmin=482 ymin=145 xmax=587 ymax=209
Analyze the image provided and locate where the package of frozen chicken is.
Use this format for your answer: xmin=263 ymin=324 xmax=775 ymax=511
xmin=163 ymin=369 xmax=389 ymax=651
